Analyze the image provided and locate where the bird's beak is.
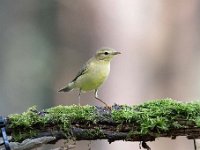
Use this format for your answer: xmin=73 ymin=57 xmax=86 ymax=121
xmin=112 ymin=51 xmax=121 ymax=55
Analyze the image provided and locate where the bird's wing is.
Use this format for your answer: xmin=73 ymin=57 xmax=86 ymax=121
xmin=71 ymin=60 xmax=90 ymax=82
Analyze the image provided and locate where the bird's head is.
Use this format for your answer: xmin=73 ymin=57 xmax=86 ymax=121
xmin=95 ymin=48 xmax=121 ymax=61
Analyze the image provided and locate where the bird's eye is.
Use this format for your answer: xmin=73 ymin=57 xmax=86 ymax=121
xmin=104 ymin=52 xmax=109 ymax=55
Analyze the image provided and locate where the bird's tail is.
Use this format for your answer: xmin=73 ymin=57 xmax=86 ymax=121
xmin=58 ymin=82 xmax=75 ymax=92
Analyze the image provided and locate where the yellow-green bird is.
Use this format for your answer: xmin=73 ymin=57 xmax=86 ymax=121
xmin=58 ymin=48 xmax=121 ymax=107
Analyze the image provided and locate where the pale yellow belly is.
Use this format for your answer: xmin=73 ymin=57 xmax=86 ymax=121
xmin=75 ymin=63 xmax=110 ymax=91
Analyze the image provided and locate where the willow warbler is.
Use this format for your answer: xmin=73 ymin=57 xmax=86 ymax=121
xmin=58 ymin=48 xmax=121 ymax=107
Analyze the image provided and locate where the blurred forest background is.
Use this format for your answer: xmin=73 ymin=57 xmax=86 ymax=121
xmin=0 ymin=0 xmax=200 ymax=150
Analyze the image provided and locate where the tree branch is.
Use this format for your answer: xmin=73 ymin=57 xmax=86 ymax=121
xmin=1 ymin=98 xmax=200 ymax=149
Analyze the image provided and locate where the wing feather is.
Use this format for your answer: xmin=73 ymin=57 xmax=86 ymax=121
xmin=71 ymin=59 xmax=91 ymax=82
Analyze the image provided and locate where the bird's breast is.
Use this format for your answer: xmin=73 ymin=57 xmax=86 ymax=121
xmin=88 ymin=61 xmax=110 ymax=85
xmin=92 ymin=62 xmax=110 ymax=78
xmin=76 ymin=61 xmax=110 ymax=91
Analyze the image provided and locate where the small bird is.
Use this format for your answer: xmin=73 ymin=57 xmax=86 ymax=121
xmin=58 ymin=48 xmax=121 ymax=107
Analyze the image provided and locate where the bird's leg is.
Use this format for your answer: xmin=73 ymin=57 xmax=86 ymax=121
xmin=78 ymin=90 xmax=81 ymax=106
xmin=94 ymin=89 xmax=110 ymax=109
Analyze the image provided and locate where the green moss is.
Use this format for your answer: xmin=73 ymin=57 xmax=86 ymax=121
xmin=44 ymin=105 xmax=97 ymax=132
xmin=8 ymin=105 xmax=97 ymax=141
xmin=112 ymin=98 xmax=200 ymax=136
xmin=7 ymin=98 xmax=200 ymax=142
xmin=9 ymin=106 xmax=43 ymax=128
xmin=12 ymin=129 xmax=39 ymax=142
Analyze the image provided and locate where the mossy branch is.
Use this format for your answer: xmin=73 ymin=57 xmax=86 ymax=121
xmin=1 ymin=98 xmax=200 ymax=149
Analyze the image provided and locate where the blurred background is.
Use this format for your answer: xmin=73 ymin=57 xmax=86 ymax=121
xmin=0 ymin=0 xmax=200 ymax=149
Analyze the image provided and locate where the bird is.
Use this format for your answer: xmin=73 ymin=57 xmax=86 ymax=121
xmin=58 ymin=48 xmax=121 ymax=107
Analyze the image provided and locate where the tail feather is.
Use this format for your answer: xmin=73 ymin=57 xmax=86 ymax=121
xmin=58 ymin=82 xmax=75 ymax=92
